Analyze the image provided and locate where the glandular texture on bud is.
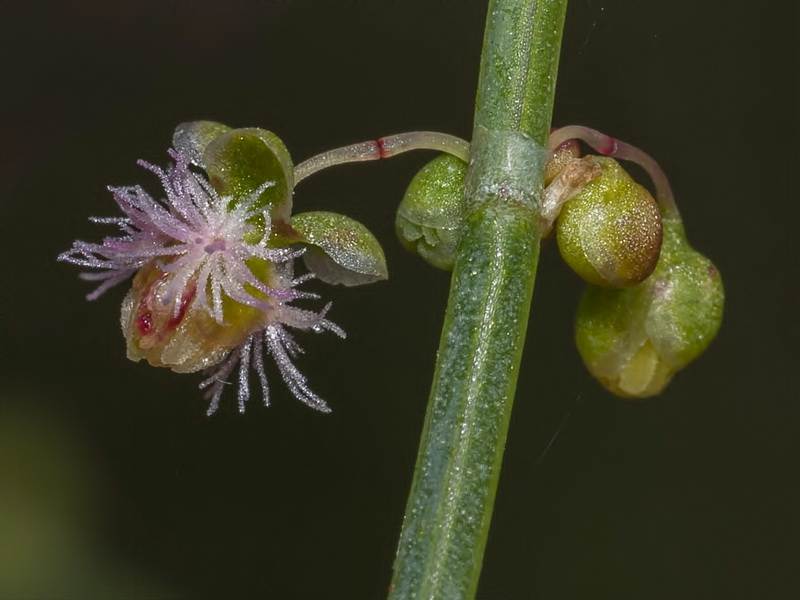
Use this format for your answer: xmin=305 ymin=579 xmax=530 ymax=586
xmin=575 ymin=218 xmax=724 ymax=398
xmin=396 ymin=154 xmax=467 ymax=271
xmin=557 ymin=157 xmax=663 ymax=288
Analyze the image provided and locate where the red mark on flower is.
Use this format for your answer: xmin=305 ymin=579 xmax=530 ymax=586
xmin=137 ymin=312 xmax=153 ymax=336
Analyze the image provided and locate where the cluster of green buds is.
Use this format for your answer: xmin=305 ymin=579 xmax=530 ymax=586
xmin=550 ymin=126 xmax=724 ymax=397
xmin=393 ymin=125 xmax=724 ymax=398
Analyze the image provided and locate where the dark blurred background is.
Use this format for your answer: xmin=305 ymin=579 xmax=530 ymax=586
xmin=1 ymin=1 xmax=796 ymax=598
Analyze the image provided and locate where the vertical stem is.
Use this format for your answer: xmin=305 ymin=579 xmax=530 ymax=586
xmin=389 ymin=1 xmax=568 ymax=599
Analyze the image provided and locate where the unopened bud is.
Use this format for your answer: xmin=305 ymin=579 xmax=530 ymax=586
xmin=396 ymin=154 xmax=467 ymax=270
xmin=575 ymin=218 xmax=724 ymax=397
xmin=557 ymin=157 xmax=662 ymax=287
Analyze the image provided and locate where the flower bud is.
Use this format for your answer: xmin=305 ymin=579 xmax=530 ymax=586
xmin=175 ymin=121 xmax=295 ymax=222
xmin=575 ymin=218 xmax=724 ymax=397
xmin=290 ymin=211 xmax=388 ymax=286
xmin=396 ymin=154 xmax=467 ymax=270
xmin=556 ymin=157 xmax=662 ymax=287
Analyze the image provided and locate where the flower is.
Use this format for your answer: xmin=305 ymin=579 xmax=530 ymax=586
xmin=59 ymin=122 xmax=387 ymax=414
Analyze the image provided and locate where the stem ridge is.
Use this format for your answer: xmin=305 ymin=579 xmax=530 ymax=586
xmin=392 ymin=210 xmax=540 ymax=599
xmin=389 ymin=1 xmax=568 ymax=598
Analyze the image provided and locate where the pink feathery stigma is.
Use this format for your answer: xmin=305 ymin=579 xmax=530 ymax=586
xmin=58 ymin=149 xmax=304 ymax=323
xmin=201 ymin=308 xmax=346 ymax=415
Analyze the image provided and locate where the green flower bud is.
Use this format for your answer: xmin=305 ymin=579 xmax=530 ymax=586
xmin=556 ymin=157 xmax=663 ymax=287
xmin=575 ymin=218 xmax=724 ymax=397
xmin=203 ymin=127 xmax=294 ymax=222
xmin=173 ymin=120 xmax=232 ymax=167
xmin=174 ymin=121 xmax=294 ymax=223
xmin=395 ymin=154 xmax=467 ymax=270
xmin=290 ymin=211 xmax=388 ymax=286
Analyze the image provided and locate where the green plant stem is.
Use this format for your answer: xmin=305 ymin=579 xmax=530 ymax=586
xmin=388 ymin=1 xmax=567 ymax=599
